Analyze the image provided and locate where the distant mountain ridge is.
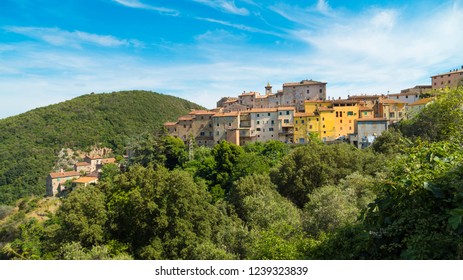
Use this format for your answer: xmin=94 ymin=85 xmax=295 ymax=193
xmin=0 ymin=90 xmax=205 ymax=204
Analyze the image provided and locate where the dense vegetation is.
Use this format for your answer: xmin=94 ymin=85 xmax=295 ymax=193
xmin=1 ymin=87 xmax=463 ymax=260
xmin=0 ymin=91 xmax=204 ymax=204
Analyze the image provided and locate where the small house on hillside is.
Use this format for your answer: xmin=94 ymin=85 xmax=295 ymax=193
xmin=72 ymin=176 xmax=98 ymax=188
xmin=74 ymin=162 xmax=91 ymax=174
xmin=46 ymin=171 xmax=80 ymax=197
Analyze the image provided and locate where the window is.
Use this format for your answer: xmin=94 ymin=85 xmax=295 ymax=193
xmin=257 ymin=121 xmax=260 ymax=125
xmin=309 ymin=125 xmax=313 ymax=129
xmin=286 ymin=111 xmax=290 ymax=115
xmin=347 ymin=111 xmax=353 ymax=116
xmin=322 ymin=117 xmax=325 ymax=121
xmin=340 ymin=112 xmax=343 ymax=117
xmin=279 ymin=112 xmax=282 ymax=115
xmin=200 ymin=132 xmax=205 ymax=136
xmin=183 ymin=125 xmax=186 ymax=128
xmin=271 ymin=120 xmax=274 ymax=125
xmin=302 ymin=120 xmax=305 ymax=124
xmin=256 ymin=128 xmax=261 ymax=131
xmin=406 ymin=95 xmax=408 ymax=99
xmin=316 ymin=118 xmax=319 ymax=121
xmin=340 ymin=127 xmax=342 ymax=130
xmin=363 ymin=111 xmax=367 ymax=115
xmin=399 ymin=112 xmax=403 ymax=118
xmin=268 ymin=113 xmax=270 ymax=116
xmin=389 ymin=112 xmax=395 ymax=118
xmin=340 ymin=120 xmax=342 ymax=123
xmin=323 ymin=131 xmax=326 ymax=134
xmin=336 ymin=112 xmax=339 ymax=117
xmin=349 ymin=126 xmax=352 ymax=130
xmin=323 ymin=125 xmax=325 ymax=128
xmin=216 ymin=123 xmax=219 ymax=127
xmin=296 ymin=120 xmax=298 ymax=124
xmin=319 ymin=89 xmax=322 ymax=93
xmin=269 ymin=128 xmax=274 ymax=131
xmin=257 ymin=114 xmax=260 ymax=117
xmin=284 ymin=119 xmax=290 ymax=124
xmin=228 ymin=123 xmax=231 ymax=126
xmin=296 ymin=128 xmax=299 ymax=131
xmin=307 ymin=89 xmax=310 ymax=94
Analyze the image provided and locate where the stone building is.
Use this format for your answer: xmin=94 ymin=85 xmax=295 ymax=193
xmin=46 ymin=171 xmax=80 ymax=196
xmin=431 ymin=67 xmax=463 ymax=89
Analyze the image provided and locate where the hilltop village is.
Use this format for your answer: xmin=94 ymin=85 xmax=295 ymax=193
xmin=164 ymin=67 xmax=463 ymax=148
xmin=44 ymin=66 xmax=463 ymax=197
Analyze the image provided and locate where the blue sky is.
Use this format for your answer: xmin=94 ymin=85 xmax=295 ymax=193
xmin=1 ymin=0 xmax=463 ymax=118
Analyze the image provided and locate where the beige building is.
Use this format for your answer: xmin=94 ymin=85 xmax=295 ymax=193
xmin=281 ymin=80 xmax=327 ymax=111
xmin=46 ymin=171 xmax=80 ymax=196
xmin=387 ymin=85 xmax=432 ymax=104
xmin=431 ymin=67 xmax=463 ymax=89
xmin=212 ymin=111 xmax=240 ymax=145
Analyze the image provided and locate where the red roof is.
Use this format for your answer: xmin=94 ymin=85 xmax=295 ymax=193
xmin=49 ymin=171 xmax=80 ymax=179
xmin=75 ymin=162 xmax=90 ymax=167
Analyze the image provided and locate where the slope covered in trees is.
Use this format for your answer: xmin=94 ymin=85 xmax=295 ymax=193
xmin=2 ymin=87 xmax=463 ymax=260
xmin=0 ymin=91 xmax=204 ymax=204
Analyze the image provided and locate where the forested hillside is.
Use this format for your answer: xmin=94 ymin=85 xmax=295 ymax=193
xmin=0 ymin=91 xmax=204 ymax=204
xmin=1 ymin=87 xmax=463 ymax=260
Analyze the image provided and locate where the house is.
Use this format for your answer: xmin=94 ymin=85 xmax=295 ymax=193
xmin=74 ymin=161 xmax=91 ymax=174
xmin=46 ymin=171 xmax=80 ymax=196
xmin=431 ymin=66 xmax=463 ymax=89
xmin=348 ymin=118 xmax=389 ymax=149
xmin=407 ymin=97 xmax=435 ymax=119
xmin=72 ymin=176 xmax=99 ymax=188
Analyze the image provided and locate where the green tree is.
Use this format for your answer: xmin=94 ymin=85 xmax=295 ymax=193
xmin=55 ymin=186 xmax=108 ymax=248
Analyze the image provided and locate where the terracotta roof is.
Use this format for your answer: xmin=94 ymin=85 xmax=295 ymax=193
xmin=357 ymin=118 xmax=388 ymax=122
xmin=318 ymin=106 xmax=335 ymax=112
xmin=277 ymin=106 xmax=296 ymax=111
xmin=213 ymin=112 xmax=239 ymax=117
xmin=73 ymin=177 xmax=98 ymax=184
xmin=49 ymin=171 xmax=80 ymax=179
xmin=189 ymin=110 xmax=216 ymax=115
xmin=101 ymin=158 xmax=116 ymax=164
xmin=359 ymin=107 xmax=374 ymax=111
xmin=248 ymin=108 xmax=278 ymax=113
xmin=283 ymin=80 xmax=326 ymax=87
xmin=409 ymin=97 xmax=435 ymax=106
xmin=223 ymin=99 xmax=239 ymax=104
xmin=381 ymin=99 xmax=407 ymax=104
xmin=85 ymin=155 xmax=103 ymax=160
xmin=333 ymin=99 xmax=361 ymax=104
xmin=431 ymin=68 xmax=463 ymax=78
xmin=75 ymin=162 xmax=90 ymax=167
xmin=304 ymin=100 xmax=332 ymax=104
xmin=256 ymin=95 xmax=268 ymax=99
xmin=295 ymin=113 xmax=309 ymax=117
xmin=164 ymin=122 xmax=177 ymax=126
xmin=349 ymin=94 xmax=383 ymax=99
xmin=239 ymin=91 xmax=257 ymax=97
xmin=178 ymin=116 xmax=194 ymax=121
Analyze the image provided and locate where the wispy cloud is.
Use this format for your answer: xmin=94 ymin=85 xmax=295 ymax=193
xmin=4 ymin=26 xmax=142 ymax=48
xmin=112 ymin=0 xmax=179 ymax=16
xmin=193 ymin=0 xmax=249 ymax=16
xmin=195 ymin=17 xmax=282 ymax=36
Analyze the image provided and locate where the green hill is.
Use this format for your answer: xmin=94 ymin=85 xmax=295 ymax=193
xmin=0 ymin=90 xmax=205 ymax=204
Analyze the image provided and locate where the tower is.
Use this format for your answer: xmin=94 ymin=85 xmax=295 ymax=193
xmin=265 ymin=82 xmax=272 ymax=96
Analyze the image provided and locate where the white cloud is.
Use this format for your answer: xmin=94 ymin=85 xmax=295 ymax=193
xmin=4 ymin=26 xmax=140 ymax=48
xmin=316 ymin=0 xmax=331 ymax=14
xmin=112 ymin=0 xmax=179 ymax=16
xmin=194 ymin=0 xmax=249 ymax=16
xmin=195 ymin=17 xmax=282 ymax=36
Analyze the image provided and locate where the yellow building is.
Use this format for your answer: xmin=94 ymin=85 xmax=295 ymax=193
xmin=332 ymin=100 xmax=361 ymax=139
